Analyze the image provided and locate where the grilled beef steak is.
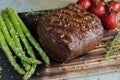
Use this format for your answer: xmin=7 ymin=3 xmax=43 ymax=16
xmin=37 ymin=4 xmax=104 ymax=62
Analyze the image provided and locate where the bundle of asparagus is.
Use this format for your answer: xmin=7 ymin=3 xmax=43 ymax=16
xmin=0 ymin=8 xmax=50 ymax=80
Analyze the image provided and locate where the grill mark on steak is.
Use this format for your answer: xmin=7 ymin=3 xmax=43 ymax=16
xmin=44 ymin=10 xmax=94 ymax=39
xmin=43 ymin=5 xmax=101 ymax=46
xmin=46 ymin=11 xmax=89 ymax=31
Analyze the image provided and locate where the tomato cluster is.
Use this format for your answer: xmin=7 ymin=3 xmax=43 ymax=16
xmin=76 ymin=0 xmax=120 ymax=30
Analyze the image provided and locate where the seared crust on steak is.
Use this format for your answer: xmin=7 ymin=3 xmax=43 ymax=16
xmin=37 ymin=4 xmax=104 ymax=62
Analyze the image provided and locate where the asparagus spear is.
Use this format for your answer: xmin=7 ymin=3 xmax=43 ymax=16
xmin=6 ymin=8 xmax=40 ymax=79
xmin=0 ymin=30 xmax=25 ymax=75
xmin=1 ymin=10 xmax=31 ymax=71
xmin=6 ymin=8 xmax=39 ymax=61
xmin=1 ymin=10 xmax=22 ymax=49
xmin=18 ymin=15 xmax=50 ymax=64
xmin=21 ymin=61 xmax=31 ymax=71
xmin=0 ymin=14 xmax=40 ymax=64
xmin=9 ymin=8 xmax=50 ymax=64
xmin=23 ymin=64 xmax=37 ymax=80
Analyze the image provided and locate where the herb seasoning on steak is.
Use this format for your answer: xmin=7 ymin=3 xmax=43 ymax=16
xmin=37 ymin=4 xmax=104 ymax=62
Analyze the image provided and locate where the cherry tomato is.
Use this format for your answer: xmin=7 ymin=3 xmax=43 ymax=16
xmin=89 ymin=1 xmax=105 ymax=18
xmin=105 ymin=1 xmax=120 ymax=13
xmin=76 ymin=0 xmax=91 ymax=10
xmin=101 ymin=11 xmax=119 ymax=30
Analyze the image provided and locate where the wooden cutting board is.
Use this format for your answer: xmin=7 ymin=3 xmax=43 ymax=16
xmin=0 ymin=11 xmax=120 ymax=80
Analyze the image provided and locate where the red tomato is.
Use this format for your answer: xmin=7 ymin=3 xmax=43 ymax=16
xmin=105 ymin=1 xmax=120 ymax=13
xmin=101 ymin=12 xmax=119 ymax=30
xmin=89 ymin=1 xmax=105 ymax=18
xmin=76 ymin=0 xmax=91 ymax=10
